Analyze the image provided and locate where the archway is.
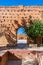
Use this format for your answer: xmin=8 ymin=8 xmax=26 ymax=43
xmin=16 ymin=27 xmax=27 ymax=48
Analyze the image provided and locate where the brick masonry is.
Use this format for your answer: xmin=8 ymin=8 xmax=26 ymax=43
xmin=0 ymin=6 xmax=43 ymax=46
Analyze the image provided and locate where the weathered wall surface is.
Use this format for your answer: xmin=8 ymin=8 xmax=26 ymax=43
xmin=0 ymin=50 xmax=43 ymax=65
xmin=0 ymin=51 xmax=21 ymax=65
xmin=0 ymin=6 xmax=43 ymax=46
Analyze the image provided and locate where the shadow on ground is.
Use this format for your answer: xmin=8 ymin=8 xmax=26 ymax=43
xmin=0 ymin=43 xmax=28 ymax=51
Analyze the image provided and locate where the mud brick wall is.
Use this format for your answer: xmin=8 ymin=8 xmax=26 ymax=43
xmin=0 ymin=6 xmax=43 ymax=46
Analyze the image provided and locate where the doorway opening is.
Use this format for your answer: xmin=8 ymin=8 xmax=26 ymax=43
xmin=41 ymin=37 xmax=43 ymax=46
xmin=17 ymin=27 xmax=27 ymax=48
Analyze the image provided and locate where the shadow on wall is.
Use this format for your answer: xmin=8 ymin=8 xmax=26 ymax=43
xmin=0 ymin=51 xmax=22 ymax=65
xmin=6 ymin=52 xmax=22 ymax=65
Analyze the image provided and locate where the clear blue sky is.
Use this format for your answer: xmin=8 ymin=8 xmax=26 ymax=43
xmin=17 ymin=27 xmax=26 ymax=35
xmin=0 ymin=0 xmax=43 ymax=6
xmin=0 ymin=0 xmax=43 ymax=34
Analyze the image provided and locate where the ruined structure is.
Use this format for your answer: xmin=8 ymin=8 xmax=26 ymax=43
xmin=0 ymin=5 xmax=43 ymax=46
xmin=0 ymin=50 xmax=43 ymax=65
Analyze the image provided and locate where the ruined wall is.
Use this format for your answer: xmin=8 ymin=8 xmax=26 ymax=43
xmin=0 ymin=51 xmax=22 ymax=65
xmin=0 ymin=52 xmax=8 ymax=65
xmin=0 ymin=6 xmax=43 ymax=46
xmin=0 ymin=50 xmax=43 ymax=65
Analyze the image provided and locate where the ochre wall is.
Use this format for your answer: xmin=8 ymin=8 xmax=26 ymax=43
xmin=0 ymin=6 xmax=43 ymax=46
